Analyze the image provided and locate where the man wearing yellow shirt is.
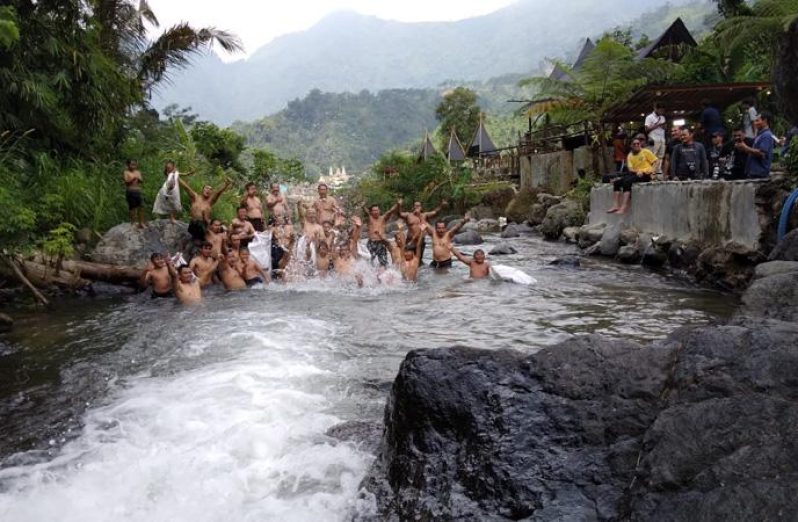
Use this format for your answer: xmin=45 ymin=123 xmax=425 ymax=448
xmin=607 ymin=139 xmax=656 ymax=214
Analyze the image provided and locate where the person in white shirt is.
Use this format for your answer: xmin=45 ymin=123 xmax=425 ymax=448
xmin=645 ymin=103 xmax=667 ymax=177
xmin=741 ymin=98 xmax=758 ymax=139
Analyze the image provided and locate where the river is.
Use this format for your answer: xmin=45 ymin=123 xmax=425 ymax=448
xmin=0 ymin=234 xmax=735 ymax=521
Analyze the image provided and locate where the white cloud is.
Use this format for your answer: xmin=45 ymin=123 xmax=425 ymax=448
xmin=146 ymin=0 xmax=517 ymax=61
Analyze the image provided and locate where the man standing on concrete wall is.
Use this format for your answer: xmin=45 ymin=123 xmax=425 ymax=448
xmin=645 ymin=103 xmax=667 ymax=178
xmin=738 ymin=111 xmax=775 ymax=179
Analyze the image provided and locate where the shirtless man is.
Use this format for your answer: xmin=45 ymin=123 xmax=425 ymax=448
xmin=271 ymin=216 xmax=295 ymax=272
xmin=123 ymin=159 xmax=146 ymax=228
xmin=206 ymin=219 xmax=227 ymax=259
xmin=298 ymin=202 xmax=324 ymax=242
xmin=231 ymin=206 xmax=256 ymax=246
xmin=320 ymin=220 xmax=338 ymax=250
xmin=332 ymin=216 xmax=362 ymax=278
xmin=237 ymin=248 xmax=270 ymax=287
xmin=218 ymin=250 xmax=247 ymax=291
xmin=189 ymin=242 xmax=219 ymax=287
xmin=179 ymin=177 xmax=233 ymax=245
xmin=451 ymin=246 xmax=491 ymax=279
xmin=399 ymin=200 xmax=447 ymax=262
xmin=386 ymin=223 xmax=406 ymax=266
xmin=142 ymin=253 xmax=172 ymax=298
xmin=313 ymin=183 xmax=341 ymax=225
xmin=427 ymin=214 xmax=471 ymax=269
xmin=168 ymin=260 xmax=202 ymax=304
xmin=314 ymin=241 xmax=333 ymax=278
xmin=241 ymin=182 xmax=265 ymax=231
xmin=363 ymin=199 xmax=401 ymax=267
xmin=266 ymin=183 xmax=288 ymax=225
xmin=399 ymin=224 xmax=428 ymax=282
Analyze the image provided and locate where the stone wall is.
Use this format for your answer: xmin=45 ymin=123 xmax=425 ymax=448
xmin=520 ymin=146 xmax=610 ymax=195
xmin=588 ymin=180 xmax=767 ymax=251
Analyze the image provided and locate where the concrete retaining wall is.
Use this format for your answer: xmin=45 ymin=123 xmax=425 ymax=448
xmin=588 ymin=180 xmax=767 ymax=250
xmin=520 ymin=146 xmax=610 ymax=195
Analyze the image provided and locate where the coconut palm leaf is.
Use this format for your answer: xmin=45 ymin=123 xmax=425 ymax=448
xmin=138 ymin=23 xmax=243 ymax=91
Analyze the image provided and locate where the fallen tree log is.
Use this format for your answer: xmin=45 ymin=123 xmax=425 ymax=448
xmin=31 ymin=255 xmax=142 ymax=285
xmin=17 ymin=258 xmax=91 ymax=290
xmin=2 ymin=255 xmax=50 ymax=307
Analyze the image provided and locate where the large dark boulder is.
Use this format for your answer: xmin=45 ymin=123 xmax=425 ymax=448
xmin=539 ymin=200 xmax=585 ymax=240
xmin=453 ymin=230 xmax=483 ymax=246
xmin=360 ymin=273 xmax=798 ymax=521
xmin=769 ymin=229 xmax=798 ymax=262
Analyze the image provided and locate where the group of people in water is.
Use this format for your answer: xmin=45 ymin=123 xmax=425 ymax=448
xmin=124 ymin=160 xmax=491 ymax=304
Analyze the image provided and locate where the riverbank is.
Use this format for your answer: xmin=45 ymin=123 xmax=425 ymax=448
xmin=357 ymin=247 xmax=798 ymax=520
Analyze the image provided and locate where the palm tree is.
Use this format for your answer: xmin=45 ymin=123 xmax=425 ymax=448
xmin=713 ymin=0 xmax=798 ymax=79
xmin=92 ymin=0 xmax=243 ymax=94
xmin=520 ymin=38 xmax=677 ymax=174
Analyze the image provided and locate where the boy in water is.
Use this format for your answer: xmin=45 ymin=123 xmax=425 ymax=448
xmin=399 ymin=223 xmax=428 ymax=282
xmin=168 ymin=261 xmax=203 ymax=304
xmin=451 ymin=247 xmax=491 ymax=279
xmin=315 ymin=241 xmax=333 ymax=278
xmin=189 ymin=241 xmax=219 ymax=287
xmin=142 ymin=252 xmax=173 ymax=298
xmin=237 ymin=248 xmax=270 ymax=286
xmin=218 ymin=250 xmax=247 ymax=291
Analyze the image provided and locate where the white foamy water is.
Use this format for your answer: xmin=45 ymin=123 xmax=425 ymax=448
xmin=0 ymin=313 xmax=373 ymax=522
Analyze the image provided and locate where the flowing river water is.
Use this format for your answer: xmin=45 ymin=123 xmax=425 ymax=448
xmin=0 ymin=234 xmax=736 ymax=521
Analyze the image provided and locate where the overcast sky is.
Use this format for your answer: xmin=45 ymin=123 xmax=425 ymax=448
xmin=147 ymin=0 xmax=517 ymax=61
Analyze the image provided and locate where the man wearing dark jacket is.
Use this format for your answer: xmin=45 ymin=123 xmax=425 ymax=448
xmin=670 ymin=127 xmax=709 ymax=180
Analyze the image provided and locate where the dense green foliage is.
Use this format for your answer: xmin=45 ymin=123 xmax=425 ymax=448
xmin=435 ymin=88 xmax=481 ymax=152
xmin=232 ymin=89 xmax=441 ymax=176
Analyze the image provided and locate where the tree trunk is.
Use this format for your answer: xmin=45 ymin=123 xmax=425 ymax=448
xmin=17 ymin=259 xmax=90 ymax=289
xmin=31 ymin=256 xmax=142 ymax=285
xmin=3 ymin=256 xmax=50 ymax=307
xmin=774 ymin=18 xmax=798 ymax=124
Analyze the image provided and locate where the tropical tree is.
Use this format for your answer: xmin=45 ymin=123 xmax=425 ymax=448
xmin=520 ymin=37 xmax=678 ymax=173
xmin=435 ymin=87 xmax=481 ymax=151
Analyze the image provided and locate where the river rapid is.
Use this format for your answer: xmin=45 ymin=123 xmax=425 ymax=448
xmin=0 ymin=234 xmax=735 ymax=521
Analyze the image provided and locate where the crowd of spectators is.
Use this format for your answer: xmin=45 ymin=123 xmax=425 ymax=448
xmin=606 ymin=99 xmax=796 ymax=214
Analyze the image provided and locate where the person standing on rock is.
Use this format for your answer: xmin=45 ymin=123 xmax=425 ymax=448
xmin=400 ymin=200 xmax=447 ymax=262
xmin=428 ymin=215 xmax=471 ymax=269
xmin=241 ymin=182 xmax=265 ymax=232
xmin=266 ymin=183 xmax=288 ymax=225
xmin=152 ymin=161 xmax=185 ymax=224
xmin=363 ymin=199 xmax=402 ymax=267
xmin=606 ymin=139 xmax=656 ymax=215
xmin=178 ymin=177 xmax=233 ymax=247
xmin=450 ymin=246 xmax=491 ymax=279
xmin=123 ymin=159 xmax=146 ymax=228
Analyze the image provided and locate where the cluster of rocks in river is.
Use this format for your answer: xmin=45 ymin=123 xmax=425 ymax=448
xmin=355 ymin=254 xmax=798 ymax=521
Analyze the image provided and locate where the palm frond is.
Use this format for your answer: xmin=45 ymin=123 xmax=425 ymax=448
xmin=138 ymin=23 xmax=243 ymax=90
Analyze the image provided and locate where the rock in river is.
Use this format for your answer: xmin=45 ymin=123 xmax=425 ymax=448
xmin=488 ymin=244 xmax=517 ymax=256
xmin=92 ymin=220 xmax=190 ymax=268
xmin=359 ymin=271 xmax=798 ymax=521
xmin=453 ymin=230 xmax=483 ymax=246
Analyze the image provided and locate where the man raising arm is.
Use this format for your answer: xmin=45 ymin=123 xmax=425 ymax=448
xmin=451 ymin=246 xmax=491 ymax=279
xmin=364 ymin=199 xmax=402 ymax=267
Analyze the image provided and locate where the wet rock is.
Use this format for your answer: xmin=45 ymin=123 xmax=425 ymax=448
xmin=453 ymin=230 xmax=483 ymax=246
xmin=445 ymin=219 xmax=463 ymax=231
xmin=500 ymin=224 xmax=521 ymax=238
xmin=479 ymin=186 xmax=516 ymax=216
xmin=537 ymin=193 xmax=562 ymax=208
xmin=488 ymin=244 xmax=517 ymax=256
xmin=769 ymin=229 xmax=798 ymax=261
xmin=439 ymin=214 xmax=462 ymax=226
xmin=475 ymin=218 xmax=500 ymax=233
xmin=528 ymin=203 xmax=548 ymax=226
xmin=754 ymin=260 xmax=798 ymax=279
xmin=619 ymin=227 xmax=639 ymax=246
xmin=92 ymin=220 xmax=190 ymax=268
xmin=0 ymin=312 xmax=12 ymax=333
xmin=642 ymin=243 xmax=667 ymax=267
xmin=362 ymin=274 xmax=798 ymax=521
xmin=584 ymin=242 xmax=601 ymax=256
xmin=504 ymin=189 xmax=541 ymax=224
xmin=562 ymin=226 xmax=579 ymax=243
xmin=617 ymin=244 xmax=641 ymax=264
xmin=467 ymin=205 xmax=495 ymax=220
xmin=326 ymin=420 xmax=383 ymax=454
xmin=695 ymin=244 xmax=759 ymax=290
xmin=668 ymin=241 xmax=701 ymax=270
xmin=548 ymin=255 xmax=581 ymax=267
xmin=740 ymin=272 xmax=798 ymax=322
xmin=652 ymin=235 xmax=673 ymax=250
xmin=539 ymin=200 xmax=584 ymax=240
xmin=599 ymin=223 xmax=622 ymax=257
xmin=578 ymin=223 xmax=605 ymax=249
